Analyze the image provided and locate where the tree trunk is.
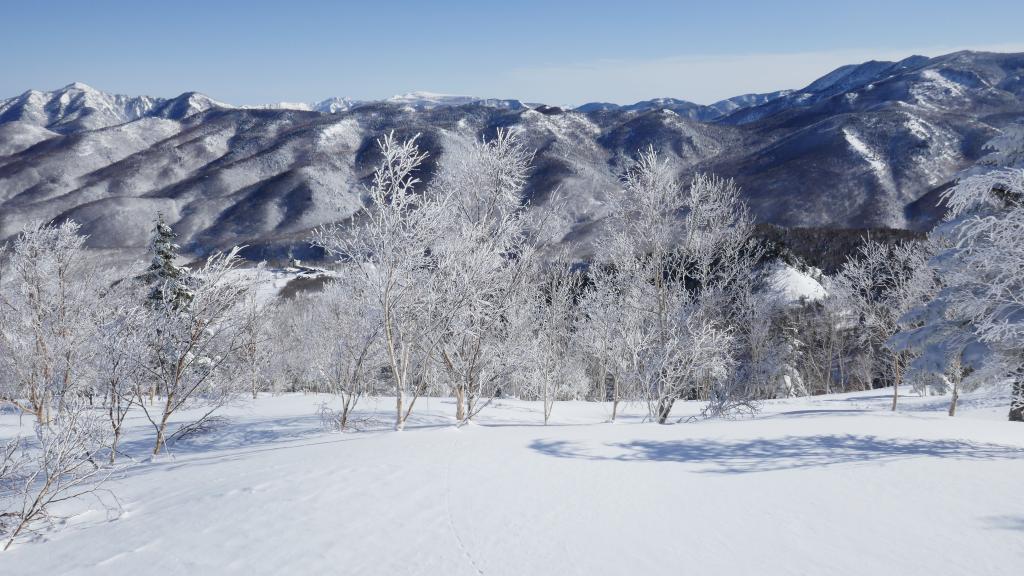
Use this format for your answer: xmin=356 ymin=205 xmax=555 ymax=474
xmin=656 ymin=397 xmax=674 ymax=424
xmin=110 ymin=428 xmax=121 ymax=464
xmin=153 ymin=417 xmax=169 ymax=456
xmin=543 ymin=384 xmax=550 ymax=425
xmin=33 ymin=402 xmax=45 ymax=427
xmin=338 ymin=393 xmax=351 ymax=431
xmin=395 ymin=390 xmax=405 ymax=431
xmin=948 ymin=383 xmax=959 ymax=417
xmin=153 ymin=395 xmax=174 ymax=455
xmin=890 ymin=355 xmax=903 ymax=412
xmin=1010 ymin=376 xmax=1024 ymax=422
xmin=455 ymin=386 xmax=466 ymax=422
xmin=609 ymin=372 xmax=619 ymax=422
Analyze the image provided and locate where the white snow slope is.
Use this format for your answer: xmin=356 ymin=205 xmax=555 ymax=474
xmin=767 ymin=262 xmax=827 ymax=304
xmin=1 ymin=387 xmax=1022 ymax=575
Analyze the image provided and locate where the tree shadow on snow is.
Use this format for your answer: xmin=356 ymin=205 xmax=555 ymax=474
xmin=529 ymin=435 xmax=1024 ymax=474
xmin=983 ymin=515 xmax=1024 ymax=531
xmin=115 ymin=409 xmax=458 ymax=474
xmin=115 ymin=414 xmax=330 ymax=460
xmin=765 ymin=409 xmax=870 ymax=418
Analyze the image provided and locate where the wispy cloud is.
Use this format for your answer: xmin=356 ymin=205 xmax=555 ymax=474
xmin=495 ymin=43 xmax=1024 ymax=106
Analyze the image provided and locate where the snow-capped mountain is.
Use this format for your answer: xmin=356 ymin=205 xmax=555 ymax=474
xmin=243 ymin=97 xmax=357 ymax=113
xmin=386 ymin=91 xmax=478 ymax=109
xmin=575 ymin=91 xmax=794 ymax=122
xmin=1 ymin=50 xmax=1022 ymax=264
xmin=0 ymin=82 xmax=226 ymax=134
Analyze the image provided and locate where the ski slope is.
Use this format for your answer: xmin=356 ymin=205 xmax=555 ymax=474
xmin=1 ymin=387 xmax=1022 ymax=575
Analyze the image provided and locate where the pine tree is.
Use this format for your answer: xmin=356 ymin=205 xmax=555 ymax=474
xmin=142 ymin=213 xmax=193 ymax=309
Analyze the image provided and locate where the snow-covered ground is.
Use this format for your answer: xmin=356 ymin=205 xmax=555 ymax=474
xmin=1 ymin=387 xmax=1022 ymax=575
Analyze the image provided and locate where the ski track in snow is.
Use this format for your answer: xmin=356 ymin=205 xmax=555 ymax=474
xmin=444 ymin=431 xmax=485 ymax=575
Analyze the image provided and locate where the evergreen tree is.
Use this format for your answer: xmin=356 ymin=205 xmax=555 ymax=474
xmin=142 ymin=213 xmax=193 ymax=309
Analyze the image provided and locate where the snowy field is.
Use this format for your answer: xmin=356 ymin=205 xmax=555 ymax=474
xmin=1 ymin=388 xmax=1022 ymax=575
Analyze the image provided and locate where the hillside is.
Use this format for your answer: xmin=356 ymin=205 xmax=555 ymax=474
xmin=1 ymin=51 xmax=1023 ymax=263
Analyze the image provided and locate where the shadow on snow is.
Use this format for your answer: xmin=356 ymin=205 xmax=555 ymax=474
xmin=529 ymin=434 xmax=1024 ymax=474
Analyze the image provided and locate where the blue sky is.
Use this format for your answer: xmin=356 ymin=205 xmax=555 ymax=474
xmin=4 ymin=0 xmax=1023 ymax=105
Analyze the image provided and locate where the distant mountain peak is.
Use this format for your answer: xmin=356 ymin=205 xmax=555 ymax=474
xmin=385 ymin=91 xmax=479 ymax=109
xmin=62 ymin=81 xmax=98 ymax=92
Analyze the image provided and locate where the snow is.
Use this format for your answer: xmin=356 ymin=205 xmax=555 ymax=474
xmin=767 ymin=262 xmax=826 ymax=303
xmin=0 ymin=82 xmax=163 ymax=132
xmin=842 ymin=128 xmax=897 ymax=196
xmin=0 ymin=121 xmax=58 ymax=156
xmin=904 ymin=115 xmax=931 ymax=140
xmin=240 ymin=98 xmax=356 ymax=113
xmin=2 ymin=387 xmax=1022 ymax=574
xmin=221 ymin=265 xmax=336 ymax=306
xmin=910 ymin=69 xmax=969 ymax=111
xmin=387 ymin=91 xmax=479 ymax=108
xmin=842 ymin=128 xmax=887 ymax=178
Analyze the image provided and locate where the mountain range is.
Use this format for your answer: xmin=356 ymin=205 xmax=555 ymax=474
xmin=1 ymin=50 xmax=1022 ymax=263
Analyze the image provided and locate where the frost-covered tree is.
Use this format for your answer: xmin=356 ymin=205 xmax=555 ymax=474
xmin=0 ymin=221 xmax=104 ymax=424
xmin=831 ymin=240 xmax=937 ymax=409
xmin=1 ymin=399 xmax=114 ymax=551
xmin=264 ymin=297 xmax=315 ymax=394
xmin=0 ymin=436 xmax=29 ymax=541
xmin=577 ymin=262 xmax=633 ymax=418
xmin=430 ymin=129 xmax=538 ymax=423
xmin=313 ymin=133 xmax=447 ymax=431
xmin=137 ymin=247 xmax=258 ymax=454
xmin=585 ymin=148 xmax=751 ymax=423
xmin=305 ymin=274 xmax=382 ymax=430
xmin=732 ymin=288 xmax=806 ymax=400
xmin=92 ymin=284 xmax=148 ymax=463
xmin=891 ymin=169 xmax=1024 ymax=421
xmin=236 ymin=279 xmax=276 ymax=400
xmin=142 ymin=213 xmax=193 ymax=309
xmin=512 ymin=260 xmax=586 ymax=424
xmin=792 ymin=296 xmax=857 ymax=395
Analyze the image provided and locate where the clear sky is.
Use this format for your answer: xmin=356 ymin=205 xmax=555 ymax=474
xmin=4 ymin=0 xmax=1024 ymax=106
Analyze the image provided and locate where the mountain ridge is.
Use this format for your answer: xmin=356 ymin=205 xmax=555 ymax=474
xmin=1 ymin=50 xmax=1022 ymax=265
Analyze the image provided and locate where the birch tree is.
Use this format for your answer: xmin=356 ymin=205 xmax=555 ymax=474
xmin=832 ymin=239 xmax=936 ymax=409
xmin=1 ymin=400 xmax=114 ymax=551
xmin=430 ymin=129 xmax=538 ymax=423
xmin=587 ymin=148 xmax=750 ymax=423
xmin=92 ymin=284 xmax=148 ymax=463
xmin=513 ymin=260 xmax=586 ymax=425
xmin=313 ymin=133 xmax=447 ymax=431
xmin=0 ymin=221 xmax=103 ymax=424
xmin=577 ymin=262 xmax=632 ymax=418
xmin=310 ymin=275 xmax=382 ymax=430
xmin=237 ymin=281 xmax=275 ymax=400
